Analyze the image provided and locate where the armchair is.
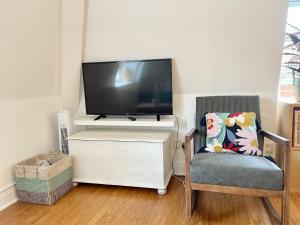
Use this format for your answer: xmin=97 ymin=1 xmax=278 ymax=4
xmin=185 ymin=96 xmax=290 ymax=225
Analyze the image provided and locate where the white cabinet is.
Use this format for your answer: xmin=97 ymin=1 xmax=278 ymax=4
xmin=68 ymin=129 xmax=174 ymax=194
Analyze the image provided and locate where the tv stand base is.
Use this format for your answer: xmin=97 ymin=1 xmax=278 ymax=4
xmin=94 ymin=115 xmax=162 ymax=122
xmin=128 ymin=117 xmax=136 ymax=121
xmin=94 ymin=115 xmax=107 ymax=121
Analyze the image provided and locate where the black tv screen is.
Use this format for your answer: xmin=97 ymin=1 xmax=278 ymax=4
xmin=82 ymin=59 xmax=173 ymax=116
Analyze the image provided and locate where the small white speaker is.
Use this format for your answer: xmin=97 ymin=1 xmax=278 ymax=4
xmin=57 ymin=111 xmax=72 ymax=154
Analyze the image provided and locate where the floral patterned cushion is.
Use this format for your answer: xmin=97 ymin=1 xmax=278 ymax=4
xmin=205 ymin=112 xmax=262 ymax=156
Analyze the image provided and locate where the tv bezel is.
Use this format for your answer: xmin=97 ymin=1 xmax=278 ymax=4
xmin=82 ymin=58 xmax=173 ymax=116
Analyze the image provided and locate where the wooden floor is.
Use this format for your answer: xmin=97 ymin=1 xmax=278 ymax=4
xmin=0 ymin=178 xmax=299 ymax=225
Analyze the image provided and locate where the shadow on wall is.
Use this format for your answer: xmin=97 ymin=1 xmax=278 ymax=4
xmin=172 ymin=59 xmax=182 ymax=95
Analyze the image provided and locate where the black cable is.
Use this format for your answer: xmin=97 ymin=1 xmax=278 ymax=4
xmin=172 ymin=115 xmax=185 ymax=186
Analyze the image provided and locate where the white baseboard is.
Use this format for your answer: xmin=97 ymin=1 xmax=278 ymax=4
xmin=0 ymin=185 xmax=17 ymax=211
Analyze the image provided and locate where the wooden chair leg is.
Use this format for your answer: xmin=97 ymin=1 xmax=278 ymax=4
xmin=261 ymin=197 xmax=281 ymax=224
xmin=192 ymin=190 xmax=198 ymax=213
xmin=185 ymin=184 xmax=192 ymax=218
xmin=282 ymin=145 xmax=290 ymax=225
xmin=282 ymin=191 xmax=289 ymax=225
xmin=185 ymin=183 xmax=198 ymax=219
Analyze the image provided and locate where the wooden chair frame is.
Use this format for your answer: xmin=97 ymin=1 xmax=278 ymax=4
xmin=185 ymin=128 xmax=290 ymax=225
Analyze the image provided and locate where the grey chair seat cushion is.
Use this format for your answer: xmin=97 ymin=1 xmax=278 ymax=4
xmin=190 ymin=153 xmax=283 ymax=191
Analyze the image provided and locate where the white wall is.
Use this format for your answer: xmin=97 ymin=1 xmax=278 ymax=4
xmin=0 ymin=0 xmax=61 ymax=192
xmin=0 ymin=98 xmax=60 ymax=189
xmin=84 ymin=0 xmax=287 ymax=130
xmin=0 ymin=0 xmax=61 ymax=99
xmin=60 ymin=0 xmax=86 ymax=116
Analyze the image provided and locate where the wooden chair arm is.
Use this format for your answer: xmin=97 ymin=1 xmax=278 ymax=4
xmin=261 ymin=130 xmax=290 ymax=147
xmin=185 ymin=128 xmax=198 ymax=142
xmin=185 ymin=128 xmax=198 ymax=183
xmin=261 ymin=130 xmax=290 ymax=175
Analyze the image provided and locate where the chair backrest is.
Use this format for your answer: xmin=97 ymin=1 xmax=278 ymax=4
xmin=195 ymin=95 xmax=262 ymax=150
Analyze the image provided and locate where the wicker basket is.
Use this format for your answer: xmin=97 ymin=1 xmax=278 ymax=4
xmin=15 ymin=153 xmax=72 ymax=205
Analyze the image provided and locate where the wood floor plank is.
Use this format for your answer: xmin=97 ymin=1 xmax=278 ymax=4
xmin=0 ymin=178 xmax=299 ymax=225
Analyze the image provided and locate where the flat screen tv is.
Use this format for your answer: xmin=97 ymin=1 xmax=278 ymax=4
xmin=82 ymin=58 xmax=173 ymax=118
